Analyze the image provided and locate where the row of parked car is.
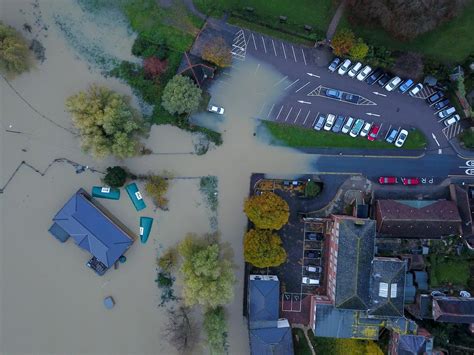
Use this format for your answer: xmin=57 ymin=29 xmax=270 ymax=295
xmin=313 ymin=113 xmax=408 ymax=147
xmin=378 ymin=176 xmax=420 ymax=186
xmin=425 ymin=90 xmax=461 ymax=127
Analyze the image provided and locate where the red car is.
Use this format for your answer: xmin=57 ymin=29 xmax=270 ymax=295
xmin=367 ymin=125 xmax=380 ymax=141
xmin=378 ymin=176 xmax=397 ymax=184
xmin=401 ymin=177 xmax=420 ymax=185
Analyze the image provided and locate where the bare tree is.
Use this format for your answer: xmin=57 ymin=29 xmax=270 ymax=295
xmin=162 ymin=304 xmax=198 ymax=354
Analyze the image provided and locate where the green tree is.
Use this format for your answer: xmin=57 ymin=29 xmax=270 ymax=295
xmin=145 ymin=174 xmax=171 ymax=209
xmin=102 ymin=166 xmax=128 ymax=187
xmin=0 ymin=22 xmax=30 ymax=76
xmin=65 ymin=85 xmax=143 ymax=159
xmin=244 ymin=192 xmax=290 ymax=230
xmin=331 ymin=28 xmax=355 ymax=56
xmin=178 ymin=234 xmax=235 ymax=308
xmin=161 ymin=75 xmax=202 ymax=115
xmin=244 ymin=229 xmax=287 ymax=268
xmin=305 ymin=181 xmax=321 ymax=198
xmin=349 ymin=39 xmax=369 ymax=61
xmin=158 ymin=247 xmax=178 ymax=273
xmin=203 ymin=307 xmax=228 ymax=355
xmin=202 ymin=37 xmax=232 ymax=67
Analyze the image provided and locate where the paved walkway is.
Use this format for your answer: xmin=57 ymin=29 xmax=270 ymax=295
xmin=326 ymin=0 xmax=347 ymax=40
xmin=183 ymin=0 xmax=206 ymax=20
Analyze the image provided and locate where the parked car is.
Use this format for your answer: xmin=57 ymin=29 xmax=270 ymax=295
xmin=426 ymin=91 xmax=444 ymax=105
xmin=402 ymin=177 xmax=420 ymax=186
xmin=341 ymin=93 xmax=359 ymax=103
xmin=324 ymin=88 xmax=342 ymax=99
xmin=360 ymin=122 xmax=372 ymax=137
xmin=367 ymin=124 xmax=380 ymax=141
xmin=332 ymin=115 xmax=345 ymax=133
xmin=444 ymin=114 xmax=461 ymax=126
xmin=306 ymin=266 xmax=323 ymax=273
xmin=356 ymin=65 xmax=372 ymax=81
xmin=338 ymin=59 xmax=352 ymax=75
xmin=394 ymin=129 xmax=409 ymax=147
xmin=434 ymin=99 xmax=450 ymax=111
xmin=302 ymin=277 xmax=320 ymax=285
xmin=341 ymin=116 xmax=355 ymax=134
xmin=324 ymin=114 xmax=336 ymax=131
xmin=365 ymin=68 xmax=384 ymax=85
xmin=438 ymin=107 xmax=456 ymax=119
xmin=377 ymin=73 xmax=391 ymax=87
xmin=349 ymin=118 xmax=365 ymax=137
xmin=408 ymin=83 xmax=423 ymax=97
xmin=348 ymin=62 xmax=362 ymax=78
xmin=385 ymin=76 xmax=402 ymax=91
xmin=305 ymin=250 xmax=322 ymax=258
xmin=386 ymin=128 xmax=399 ymax=143
xmin=378 ymin=176 xmax=397 ymax=184
xmin=398 ymin=79 xmax=414 ymax=93
xmin=306 ymin=233 xmax=324 ymax=241
xmin=314 ymin=114 xmax=326 ymax=131
xmin=328 ymin=57 xmax=341 ymax=72
xmin=207 ymin=105 xmax=225 ymax=114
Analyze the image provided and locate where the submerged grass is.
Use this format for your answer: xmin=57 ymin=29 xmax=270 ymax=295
xmin=199 ymin=176 xmax=218 ymax=230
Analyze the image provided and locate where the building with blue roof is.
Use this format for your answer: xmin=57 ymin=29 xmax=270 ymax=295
xmin=49 ymin=188 xmax=134 ymax=275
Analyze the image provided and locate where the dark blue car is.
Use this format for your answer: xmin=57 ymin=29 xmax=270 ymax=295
xmin=332 ymin=115 xmax=345 ymax=133
xmin=426 ymin=91 xmax=444 ymax=105
xmin=434 ymin=99 xmax=450 ymax=111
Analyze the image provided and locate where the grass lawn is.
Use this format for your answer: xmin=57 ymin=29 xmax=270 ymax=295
xmin=307 ymin=330 xmax=383 ymax=355
xmin=338 ymin=1 xmax=474 ymax=62
xmin=460 ymin=129 xmax=474 ymax=149
xmin=292 ymin=328 xmax=312 ymax=355
xmin=262 ymin=121 xmax=427 ymax=150
xmin=429 ymin=255 xmax=471 ymax=287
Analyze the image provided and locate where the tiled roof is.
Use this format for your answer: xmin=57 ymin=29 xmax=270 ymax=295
xmin=249 ymin=322 xmax=294 ymax=355
xmin=396 ymin=334 xmax=433 ymax=355
xmin=433 ymin=296 xmax=474 ymax=324
xmin=248 ymin=277 xmax=280 ymax=322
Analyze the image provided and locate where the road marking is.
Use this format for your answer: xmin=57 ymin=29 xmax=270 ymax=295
xmin=366 ymin=112 xmax=381 ymax=117
xmin=372 ymin=91 xmax=387 ymax=97
xmin=306 ymin=72 xmax=320 ymax=78
xmin=303 ymin=110 xmax=311 ymax=125
xmin=298 ymin=100 xmax=311 ymax=105
xmin=261 ymin=36 xmax=267 ymax=53
xmin=291 ymin=45 xmax=297 ymax=62
xmin=301 ymin=48 xmax=307 ymax=65
xmin=272 ymin=39 xmax=277 ymax=56
xmin=438 ymin=149 xmax=442 ymax=154
xmin=267 ymin=103 xmax=275 ymax=118
xmin=432 ymin=133 xmax=440 ymax=147
xmin=312 ymin=113 xmax=320 ymax=127
xmin=255 ymin=63 xmax=260 ymax=75
xmin=294 ymin=108 xmax=302 ymax=123
xmin=258 ymin=102 xmax=266 ymax=116
xmin=281 ymin=42 xmax=287 ymax=59
xmin=276 ymin=105 xmax=284 ymax=120
xmin=251 ymin=33 xmax=257 ymax=50
xmin=295 ymin=82 xmax=310 ymax=93
xmin=466 ymin=160 xmax=474 ymax=167
xmin=284 ymin=79 xmax=300 ymax=90
xmin=285 ymin=107 xmax=293 ymax=121
xmin=273 ymin=75 xmax=288 ymax=87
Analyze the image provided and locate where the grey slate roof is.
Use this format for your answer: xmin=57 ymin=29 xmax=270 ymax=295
xmin=249 ymin=322 xmax=294 ymax=355
xmin=335 ymin=219 xmax=375 ymax=310
xmin=369 ymin=258 xmax=407 ymax=317
xmin=433 ymin=296 xmax=474 ymax=324
xmin=396 ymin=334 xmax=433 ymax=355
xmin=248 ymin=277 xmax=280 ymax=322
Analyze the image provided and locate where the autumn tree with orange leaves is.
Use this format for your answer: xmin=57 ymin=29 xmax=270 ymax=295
xmin=244 ymin=229 xmax=287 ymax=268
xmin=244 ymin=192 xmax=289 ymax=230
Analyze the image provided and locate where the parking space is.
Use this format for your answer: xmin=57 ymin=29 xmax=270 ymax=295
xmin=443 ymin=121 xmax=464 ymax=140
xmin=281 ymin=293 xmax=302 ymax=312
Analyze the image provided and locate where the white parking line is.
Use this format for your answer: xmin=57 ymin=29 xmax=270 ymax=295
xmin=276 ymin=105 xmax=284 ymax=120
xmin=291 ymin=45 xmax=297 ymax=62
xmin=258 ymin=103 xmax=266 ymax=116
xmin=255 ymin=63 xmax=260 ymax=75
xmin=272 ymin=39 xmax=277 ymax=56
xmin=281 ymin=42 xmax=287 ymax=60
xmin=267 ymin=103 xmax=275 ymax=118
xmin=284 ymin=79 xmax=300 ymax=90
xmin=303 ymin=110 xmax=311 ymax=125
xmin=295 ymin=82 xmax=310 ymax=93
xmin=301 ymin=48 xmax=307 ymax=65
xmin=312 ymin=113 xmax=319 ymax=127
xmin=285 ymin=107 xmax=293 ymax=122
xmin=251 ymin=33 xmax=257 ymax=50
xmin=273 ymin=75 xmax=288 ymax=87
xmin=261 ymin=36 xmax=267 ymax=53
xmin=294 ymin=108 xmax=302 ymax=123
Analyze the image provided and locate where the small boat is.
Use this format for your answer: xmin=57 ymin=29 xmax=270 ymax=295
xmin=139 ymin=216 xmax=153 ymax=243
xmin=125 ymin=182 xmax=146 ymax=211
xmin=91 ymin=186 xmax=120 ymax=200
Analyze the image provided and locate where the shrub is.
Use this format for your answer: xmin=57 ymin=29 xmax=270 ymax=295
xmin=143 ymin=56 xmax=168 ymax=80
xmin=203 ymin=307 xmax=228 ymax=354
xmin=103 ymin=166 xmax=128 ymax=187
xmin=349 ymin=39 xmax=369 ymax=61
xmin=0 ymin=21 xmax=30 ymax=76
xmin=161 ymin=75 xmax=202 ymax=115
xmin=132 ymin=34 xmax=169 ymax=60
xmin=244 ymin=229 xmax=287 ymax=268
xmin=331 ymin=28 xmax=355 ymax=56
xmin=202 ymin=37 xmax=232 ymax=67
xmin=305 ymin=181 xmax=321 ymax=198
xmin=145 ymin=174 xmax=170 ymax=209
xmin=157 ymin=272 xmax=173 ymax=287
xmin=244 ymin=192 xmax=290 ymax=230
xmin=392 ymin=52 xmax=424 ymax=80
xmin=158 ymin=247 xmax=178 ymax=273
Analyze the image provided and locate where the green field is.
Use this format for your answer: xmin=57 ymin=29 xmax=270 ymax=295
xmin=262 ymin=121 xmax=427 ymax=150
xmin=338 ymin=1 xmax=474 ymax=62
xmin=429 ymin=256 xmax=471 ymax=287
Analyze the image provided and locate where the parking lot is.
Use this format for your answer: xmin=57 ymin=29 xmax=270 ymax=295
xmin=229 ymin=27 xmax=465 ymax=152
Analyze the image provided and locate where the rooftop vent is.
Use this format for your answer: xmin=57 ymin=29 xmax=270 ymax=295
xmin=390 ymin=283 xmax=398 ymax=298
xmin=379 ymin=282 xmax=388 ymax=298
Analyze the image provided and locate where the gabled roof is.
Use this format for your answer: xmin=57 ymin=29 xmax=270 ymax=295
xmin=52 ymin=189 xmax=133 ymax=268
xmin=248 ymin=276 xmax=280 ymax=322
xmin=433 ymin=296 xmax=474 ymax=324
xmin=395 ymin=333 xmax=433 ymax=355
xmin=249 ymin=322 xmax=294 ymax=355
xmin=375 ymin=200 xmax=462 ymax=238
xmin=335 ymin=218 xmax=375 ymax=310
xmin=369 ymin=258 xmax=407 ymax=317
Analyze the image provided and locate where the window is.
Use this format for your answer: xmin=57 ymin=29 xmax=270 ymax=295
xmin=379 ymin=282 xmax=388 ymax=298
xmin=390 ymin=283 xmax=398 ymax=298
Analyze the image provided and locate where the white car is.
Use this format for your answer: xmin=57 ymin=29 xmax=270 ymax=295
xmin=385 ymin=76 xmax=402 ymax=91
xmin=323 ymin=114 xmax=336 ymax=131
xmin=356 ymin=65 xmax=372 ymax=81
xmin=438 ymin=107 xmax=456 ymax=119
xmin=302 ymin=277 xmax=320 ymax=285
xmin=394 ymin=129 xmax=408 ymax=147
xmin=408 ymin=83 xmax=423 ymax=97
xmin=207 ymin=105 xmax=224 ymax=115
xmin=444 ymin=114 xmax=460 ymax=126
xmin=337 ymin=59 xmax=352 ymax=75
xmin=347 ymin=62 xmax=362 ymax=78
xmin=306 ymin=266 xmax=322 ymax=273
xmin=341 ymin=116 xmax=354 ymax=134
xmin=359 ymin=122 xmax=372 ymax=137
